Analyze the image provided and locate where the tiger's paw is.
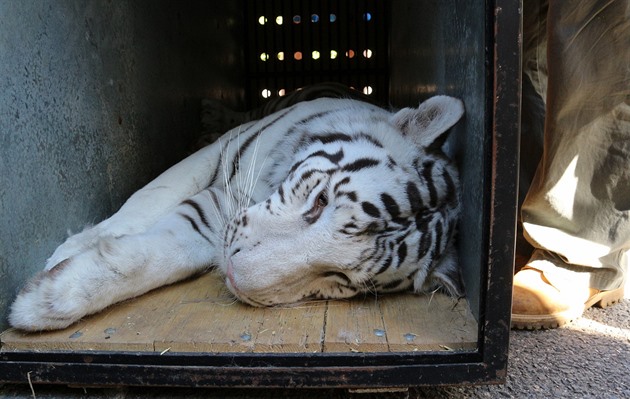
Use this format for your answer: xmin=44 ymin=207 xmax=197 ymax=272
xmin=9 ymin=259 xmax=90 ymax=331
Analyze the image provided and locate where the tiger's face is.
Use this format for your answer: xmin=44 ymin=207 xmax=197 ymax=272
xmin=220 ymin=97 xmax=463 ymax=306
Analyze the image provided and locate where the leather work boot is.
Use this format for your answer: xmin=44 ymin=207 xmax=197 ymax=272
xmin=511 ymin=266 xmax=625 ymax=330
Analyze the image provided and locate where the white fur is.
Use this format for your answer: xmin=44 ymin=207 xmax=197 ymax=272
xmin=10 ymin=97 xmax=464 ymax=331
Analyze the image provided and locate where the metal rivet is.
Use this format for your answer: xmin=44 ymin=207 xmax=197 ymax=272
xmin=373 ymin=329 xmax=386 ymax=337
xmin=404 ymin=333 xmax=417 ymax=342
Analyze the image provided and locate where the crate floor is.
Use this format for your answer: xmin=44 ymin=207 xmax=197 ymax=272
xmin=1 ymin=273 xmax=477 ymax=353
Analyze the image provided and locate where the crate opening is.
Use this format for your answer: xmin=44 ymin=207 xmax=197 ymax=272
xmin=2 ymin=0 xmax=490 ymax=357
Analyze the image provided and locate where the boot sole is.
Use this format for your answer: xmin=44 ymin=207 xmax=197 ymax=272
xmin=511 ymin=286 xmax=625 ymax=330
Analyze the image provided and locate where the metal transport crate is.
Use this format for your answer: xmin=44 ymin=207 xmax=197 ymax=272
xmin=0 ymin=0 xmax=520 ymax=388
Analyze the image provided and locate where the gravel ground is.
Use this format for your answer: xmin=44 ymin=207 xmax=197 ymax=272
xmin=2 ymin=284 xmax=628 ymax=399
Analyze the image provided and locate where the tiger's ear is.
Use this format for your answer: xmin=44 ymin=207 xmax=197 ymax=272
xmin=390 ymin=96 xmax=464 ymax=149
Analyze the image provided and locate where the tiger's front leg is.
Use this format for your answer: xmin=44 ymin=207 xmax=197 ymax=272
xmin=9 ymin=188 xmax=229 ymax=331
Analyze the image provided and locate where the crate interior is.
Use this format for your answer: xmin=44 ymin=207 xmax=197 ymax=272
xmin=1 ymin=1 xmax=489 ymax=355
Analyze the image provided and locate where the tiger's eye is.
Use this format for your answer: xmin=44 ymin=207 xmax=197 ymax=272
xmin=317 ymin=191 xmax=328 ymax=208
xmin=304 ymin=189 xmax=329 ymax=224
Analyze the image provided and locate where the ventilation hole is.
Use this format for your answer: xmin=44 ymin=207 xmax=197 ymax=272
xmin=330 ymin=50 xmax=338 ymax=59
xmin=346 ymin=49 xmax=355 ymax=59
xmin=260 ymin=53 xmax=270 ymax=62
xmin=311 ymin=14 xmax=319 ymax=23
xmin=275 ymin=16 xmax=283 ymax=25
xmin=258 ymin=16 xmax=268 ymax=25
xmin=363 ymin=49 xmax=373 ymax=58
xmin=261 ymin=89 xmax=272 ymax=99
xmin=294 ymin=51 xmax=303 ymax=60
xmin=363 ymin=12 xmax=372 ymax=22
xmin=293 ymin=15 xmax=301 ymax=24
xmin=312 ymin=50 xmax=321 ymax=60
xmin=362 ymin=86 xmax=373 ymax=95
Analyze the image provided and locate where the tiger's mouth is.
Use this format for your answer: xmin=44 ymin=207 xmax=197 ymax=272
xmin=224 ymin=258 xmax=265 ymax=307
xmin=225 ymin=258 xmax=239 ymax=294
xmin=224 ymin=259 xmax=363 ymax=307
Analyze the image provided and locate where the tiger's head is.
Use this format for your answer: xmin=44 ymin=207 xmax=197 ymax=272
xmin=221 ymin=96 xmax=464 ymax=306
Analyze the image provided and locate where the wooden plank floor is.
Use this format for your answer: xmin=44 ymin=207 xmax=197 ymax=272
xmin=1 ymin=272 xmax=477 ymax=353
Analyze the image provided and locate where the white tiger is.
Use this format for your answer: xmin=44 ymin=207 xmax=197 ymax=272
xmin=9 ymin=95 xmax=464 ymax=331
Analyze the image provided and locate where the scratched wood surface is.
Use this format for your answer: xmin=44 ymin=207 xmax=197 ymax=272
xmin=1 ymin=272 xmax=477 ymax=353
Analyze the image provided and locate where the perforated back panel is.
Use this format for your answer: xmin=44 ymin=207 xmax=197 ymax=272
xmin=245 ymin=0 xmax=389 ymax=107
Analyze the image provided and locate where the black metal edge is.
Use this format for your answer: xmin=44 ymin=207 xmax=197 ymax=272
xmin=0 ymin=1 xmax=521 ymax=388
xmin=0 ymin=349 xmax=479 ymax=368
xmin=1 ymin=360 xmax=494 ymax=388
xmin=0 ymin=348 xmax=485 ymax=386
xmin=477 ymin=0 xmax=521 ymax=384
